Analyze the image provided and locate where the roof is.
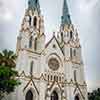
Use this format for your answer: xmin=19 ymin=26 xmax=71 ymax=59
xmin=45 ymin=35 xmax=64 ymax=55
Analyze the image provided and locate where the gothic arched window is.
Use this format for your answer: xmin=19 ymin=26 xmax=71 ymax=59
xmin=39 ymin=19 xmax=41 ymax=29
xmin=61 ymin=32 xmax=63 ymax=42
xmin=70 ymin=31 xmax=73 ymax=39
xmin=30 ymin=61 xmax=34 ymax=75
xmin=26 ymin=90 xmax=33 ymax=100
xmin=33 ymin=16 xmax=37 ymax=28
xmin=48 ymin=75 xmax=50 ymax=81
xmin=74 ymin=70 xmax=77 ymax=81
xmin=75 ymin=95 xmax=80 ymax=100
xmin=29 ymin=36 xmax=33 ymax=48
xmin=51 ymin=91 xmax=58 ymax=100
xmin=29 ymin=16 xmax=32 ymax=26
xmin=34 ymin=38 xmax=37 ymax=50
xmin=70 ymin=48 xmax=72 ymax=58
xmin=51 ymin=75 xmax=53 ymax=81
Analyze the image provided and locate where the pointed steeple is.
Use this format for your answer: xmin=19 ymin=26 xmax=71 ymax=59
xmin=28 ymin=0 xmax=40 ymax=14
xmin=61 ymin=0 xmax=71 ymax=27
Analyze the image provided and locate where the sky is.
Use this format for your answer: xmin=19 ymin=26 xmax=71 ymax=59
xmin=0 ymin=0 xmax=100 ymax=92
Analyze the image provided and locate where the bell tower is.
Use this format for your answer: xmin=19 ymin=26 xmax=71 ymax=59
xmin=16 ymin=0 xmax=45 ymax=54
xmin=14 ymin=1 xmax=46 ymax=100
xmin=57 ymin=0 xmax=81 ymax=61
xmin=57 ymin=0 xmax=72 ymax=44
xmin=56 ymin=0 xmax=88 ymax=100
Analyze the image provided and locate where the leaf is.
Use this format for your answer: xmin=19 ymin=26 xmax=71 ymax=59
xmin=0 ymin=49 xmax=21 ymax=98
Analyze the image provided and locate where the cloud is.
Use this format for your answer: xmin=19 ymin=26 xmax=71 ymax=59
xmin=0 ymin=9 xmax=14 ymax=22
xmin=0 ymin=0 xmax=100 ymax=91
xmin=78 ymin=0 xmax=99 ymax=13
xmin=0 ymin=0 xmax=14 ymax=22
xmin=0 ymin=0 xmax=25 ymax=50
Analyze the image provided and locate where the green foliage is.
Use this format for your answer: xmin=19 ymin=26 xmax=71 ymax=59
xmin=0 ymin=65 xmax=20 ymax=93
xmin=0 ymin=49 xmax=17 ymax=68
xmin=88 ymin=88 xmax=100 ymax=100
xmin=0 ymin=49 xmax=21 ymax=99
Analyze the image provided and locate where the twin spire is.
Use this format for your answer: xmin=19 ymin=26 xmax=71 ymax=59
xmin=28 ymin=0 xmax=71 ymax=26
xmin=61 ymin=0 xmax=71 ymax=27
xmin=28 ymin=0 xmax=40 ymax=14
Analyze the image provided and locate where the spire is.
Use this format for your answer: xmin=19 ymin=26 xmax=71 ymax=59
xmin=61 ymin=0 xmax=71 ymax=27
xmin=28 ymin=0 xmax=40 ymax=14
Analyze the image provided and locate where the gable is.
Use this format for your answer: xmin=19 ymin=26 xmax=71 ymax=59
xmin=41 ymin=36 xmax=65 ymax=74
xmin=44 ymin=36 xmax=64 ymax=57
xmin=23 ymin=79 xmax=39 ymax=95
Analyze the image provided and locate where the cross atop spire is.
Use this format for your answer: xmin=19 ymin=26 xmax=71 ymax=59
xmin=61 ymin=0 xmax=71 ymax=27
xmin=28 ymin=0 xmax=41 ymax=14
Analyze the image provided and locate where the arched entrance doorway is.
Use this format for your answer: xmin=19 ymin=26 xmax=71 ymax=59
xmin=26 ymin=90 xmax=33 ymax=100
xmin=51 ymin=91 xmax=58 ymax=100
xmin=75 ymin=95 xmax=80 ymax=100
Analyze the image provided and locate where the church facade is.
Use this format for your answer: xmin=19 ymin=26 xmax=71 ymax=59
xmin=13 ymin=0 xmax=88 ymax=100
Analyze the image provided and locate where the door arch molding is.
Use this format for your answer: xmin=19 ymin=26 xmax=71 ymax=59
xmin=50 ymin=90 xmax=59 ymax=100
xmin=74 ymin=94 xmax=80 ymax=100
xmin=25 ymin=88 xmax=36 ymax=100
xmin=25 ymin=90 xmax=33 ymax=100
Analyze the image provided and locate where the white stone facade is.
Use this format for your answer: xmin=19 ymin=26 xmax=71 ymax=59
xmin=12 ymin=0 xmax=88 ymax=100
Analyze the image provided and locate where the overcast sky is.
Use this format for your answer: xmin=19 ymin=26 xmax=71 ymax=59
xmin=0 ymin=0 xmax=100 ymax=92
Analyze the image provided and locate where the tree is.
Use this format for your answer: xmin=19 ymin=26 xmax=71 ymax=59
xmin=0 ymin=49 xmax=16 ymax=68
xmin=0 ymin=49 xmax=20 ymax=100
xmin=88 ymin=88 xmax=100 ymax=100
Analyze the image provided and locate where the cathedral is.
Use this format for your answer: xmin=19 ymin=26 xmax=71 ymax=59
xmin=13 ymin=0 xmax=88 ymax=100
